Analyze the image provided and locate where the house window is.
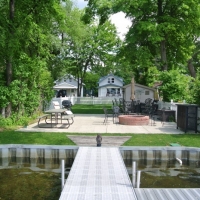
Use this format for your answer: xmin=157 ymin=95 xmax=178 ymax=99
xmin=145 ymin=91 xmax=149 ymax=95
xmin=71 ymin=89 xmax=74 ymax=92
xmin=69 ymin=78 xmax=72 ymax=82
xmin=108 ymin=78 xmax=114 ymax=83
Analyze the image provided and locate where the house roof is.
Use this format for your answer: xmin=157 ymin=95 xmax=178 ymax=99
xmin=123 ymin=83 xmax=156 ymax=91
xmin=53 ymin=82 xmax=77 ymax=90
xmin=98 ymin=83 xmax=122 ymax=88
xmin=54 ymin=74 xmax=85 ymax=86
xmin=98 ymin=73 xmax=123 ymax=84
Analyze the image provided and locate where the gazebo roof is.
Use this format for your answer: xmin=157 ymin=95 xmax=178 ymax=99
xmin=123 ymin=83 xmax=155 ymax=91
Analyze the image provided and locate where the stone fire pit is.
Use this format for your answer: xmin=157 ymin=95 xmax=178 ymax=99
xmin=118 ymin=115 xmax=149 ymax=126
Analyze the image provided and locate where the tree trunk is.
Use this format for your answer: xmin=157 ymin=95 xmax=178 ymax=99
xmin=157 ymin=0 xmax=168 ymax=71
xmin=77 ymin=76 xmax=81 ymax=97
xmin=5 ymin=59 xmax=12 ymax=117
xmin=5 ymin=0 xmax=15 ymax=117
xmin=187 ymin=59 xmax=196 ymax=78
xmin=160 ymin=40 xmax=167 ymax=71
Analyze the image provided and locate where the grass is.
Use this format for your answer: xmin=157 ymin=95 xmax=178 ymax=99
xmin=1 ymin=131 xmax=200 ymax=147
xmin=71 ymin=104 xmax=113 ymax=114
xmin=123 ymin=134 xmax=200 ymax=147
xmin=0 ymin=131 xmax=76 ymax=145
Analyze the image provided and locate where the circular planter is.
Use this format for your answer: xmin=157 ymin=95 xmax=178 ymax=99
xmin=118 ymin=115 xmax=149 ymax=126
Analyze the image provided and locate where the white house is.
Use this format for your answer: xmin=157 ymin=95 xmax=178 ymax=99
xmin=98 ymin=74 xmax=124 ymax=97
xmin=53 ymin=74 xmax=84 ymax=97
xmin=46 ymin=75 xmax=84 ymax=109
xmin=123 ymin=83 xmax=156 ymax=103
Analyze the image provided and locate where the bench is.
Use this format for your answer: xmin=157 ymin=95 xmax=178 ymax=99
xmin=37 ymin=114 xmax=50 ymax=127
xmin=61 ymin=114 xmax=74 ymax=125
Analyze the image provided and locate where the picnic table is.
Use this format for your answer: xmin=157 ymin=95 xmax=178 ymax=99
xmin=37 ymin=109 xmax=74 ymax=128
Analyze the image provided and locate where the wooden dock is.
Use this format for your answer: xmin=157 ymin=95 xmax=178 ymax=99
xmin=59 ymin=147 xmax=200 ymax=200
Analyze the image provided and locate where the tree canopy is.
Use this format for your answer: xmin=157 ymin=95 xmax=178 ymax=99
xmin=83 ymin=0 xmax=200 ymax=102
xmin=84 ymin=0 xmax=200 ymax=72
xmin=0 ymin=0 xmax=121 ymax=120
xmin=0 ymin=0 xmax=72 ymax=117
xmin=0 ymin=0 xmax=200 ymax=122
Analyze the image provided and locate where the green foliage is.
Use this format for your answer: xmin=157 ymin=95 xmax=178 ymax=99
xmin=0 ymin=86 xmax=9 ymax=108
xmin=0 ymin=117 xmax=14 ymax=127
xmin=84 ymin=72 xmax=100 ymax=96
xmin=189 ymin=70 xmax=200 ymax=105
xmin=84 ymin=0 xmax=200 ymax=77
xmin=0 ymin=0 xmax=67 ymax=118
xmin=146 ymin=66 xmax=161 ymax=87
xmin=158 ymin=70 xmax=194 ymax=102
xmin=60 ymin=11 xmax=121 ymax=96
xmin=0 ymin=114 xmax=29 ymax=127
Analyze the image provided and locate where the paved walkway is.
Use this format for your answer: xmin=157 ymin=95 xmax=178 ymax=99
xmin=18 ymin=114 xmax=184 ymax=134
xmin=17 ymin=114 xmax=184 ymax=147
xmin=67 ymin=136 xmax=132 ymax=147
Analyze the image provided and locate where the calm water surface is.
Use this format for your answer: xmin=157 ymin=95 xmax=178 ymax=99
xmin=0 ymin=159 xmax=73 ymax=200
xmin=125 ymin=159 xmax=200 ymax=188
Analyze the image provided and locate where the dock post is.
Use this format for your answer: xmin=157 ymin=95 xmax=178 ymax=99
xmin=132 ymin=161 xmax=136 ymax=187
xmin=61 ymin=159 xmax=65 ymax=189
xmin=136 ymin=170 xmax=141 ymax=188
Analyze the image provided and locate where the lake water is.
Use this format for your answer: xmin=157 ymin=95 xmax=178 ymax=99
xmin=125 ymin=159 xmax=200 ymax=188
xmin=0 ymin=146 xmax=76 ymax=200
xmin=1 ymin=145 xmax=200 ymax=199
xmin=0 ymin=158 xmax=74 ymax=200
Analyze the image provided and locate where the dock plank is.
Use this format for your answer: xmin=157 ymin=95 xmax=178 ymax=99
xmin=144 ymin=189 xmax=161 ymax=200
xmin=171 ymin=189 xmax=190 ymax=200
xmin=151 ymin=189 xmax=169 ymax=200
xmin=136 ymin=189 xmax=200 ymax=200
xmin=190 ymin=189 xmax=200 ymax=199
xmin=135 ymin=189 xmax=148 ymax=200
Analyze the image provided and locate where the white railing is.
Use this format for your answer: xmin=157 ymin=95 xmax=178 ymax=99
xmin=45 ymin=96 xmax=121 ymax=110
xmin=73 ymin=97 xmax=121 ymax=105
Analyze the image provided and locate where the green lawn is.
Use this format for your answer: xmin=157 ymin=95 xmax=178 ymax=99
xmin=71 ymin=104 xmax=113 ymax=114
xmin=123 ymin=134 xmax=200 ymax=147
xmin=0 ymin=131 xmax=76 ymax=145
xmin=1 ymin=131 xmax=200 ymax=147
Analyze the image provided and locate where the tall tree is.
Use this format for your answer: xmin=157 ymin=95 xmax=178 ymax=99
xmin=0 ymin=0 xmax=70 ymax=117
xmin=4 ymin=0 xmax=15 ymax=117
xmin=59 ymin=9 xmax=121 ymax=96
xmin=84 ymin=0 xmax=200 ymax=72
xmin=187 ymin=41 xmax=200 ymax=78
